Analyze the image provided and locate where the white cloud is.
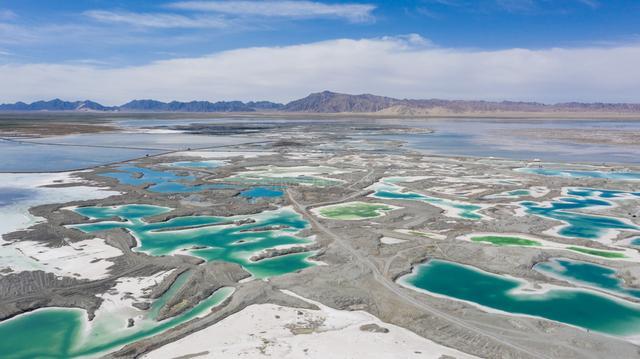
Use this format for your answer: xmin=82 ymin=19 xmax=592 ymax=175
xmin=85 ymin=10 xmax=228 ymax=28
xmin=1 ymin=35 xmax=640 ymax=104
xmin=169 ymin=1 xmax=376 ymax=23
xmin=0 ymin=9 xmax=17 ymax=20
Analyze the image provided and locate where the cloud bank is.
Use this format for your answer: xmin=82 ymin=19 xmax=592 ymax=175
xmin=84 ymin=10 xmax=228 ymax=29
xmin=168 ymin=1 xmax=376 ymax=23
xmin=1 ymin=35 xmax=639 ymax=105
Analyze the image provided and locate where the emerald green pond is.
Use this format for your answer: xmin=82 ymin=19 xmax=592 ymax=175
xmin=1 ymin=203 xmax=319 ymax=358
xmin=470 ymin=235 xmax=541 ymax=246
xmin=69 ymin=204 xmax=316 ymax=278
xmin=315 ymin=201 xmax=397 ymax=220
xmin=567 ymin=246 xmax=626 ymax=258
xmin=400 ymin=260 xmax=640 ymax=336
xmin=0 ymin=284 xmax=233 ymax=359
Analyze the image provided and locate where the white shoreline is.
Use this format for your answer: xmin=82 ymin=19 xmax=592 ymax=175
xmin=144 ymin=289 xmax=479 ymax=359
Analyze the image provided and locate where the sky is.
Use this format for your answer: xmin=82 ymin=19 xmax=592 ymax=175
xmin=1 ymin=0 xmax=640 ymax=104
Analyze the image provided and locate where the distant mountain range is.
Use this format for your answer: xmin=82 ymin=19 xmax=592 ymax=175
xmin=0 ymin=98 xmax=284 ymax=112
xmin=283 ymin=91 xmax=640 ymax=114
xmin=2 ymin=91 xmax=640 ymax=114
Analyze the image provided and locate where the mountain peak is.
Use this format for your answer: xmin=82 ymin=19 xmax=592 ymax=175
xmin=283 ymin=91 xmax=400 ymax=113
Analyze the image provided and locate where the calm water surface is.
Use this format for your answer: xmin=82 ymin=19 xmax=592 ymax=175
xmin=401 ymin=259 xmax=640 ymax=335
xmin=535 ymin=258 xmax=640 ymax=300
xmin=379 ymin=118 xmax=640 ymax=164
xmin=0 ymin=129 xmax=260 ymax=172
xmin=69 ymin=204 xmax=316 ymax=278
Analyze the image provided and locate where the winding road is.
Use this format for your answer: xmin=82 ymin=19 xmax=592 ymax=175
xmin=286 ymin=187 xmax=551 ymax=359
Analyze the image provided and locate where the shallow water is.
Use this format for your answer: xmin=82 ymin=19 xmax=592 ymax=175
xmin=483 ymin=188 xmax=550 ymax=200
xmin=23 ymin=132 xmax=255 ymax=151
xmin=470 ymin=235 xmax=540 ymax=246
xmin=120 ymin=117 xmax=640 ymax=165
xmin=0 ymin=187 xmax=35 ymax=206
xmin=534 ymin=258 xmax=640 ymax=300
xmin=0 ymin=284 xmax=233 ymax=358
xmin=0 ymin=131 xmax=258 ymax=172
xmin=316 ymin=202 xmax=396 ymax=220
xmin=239 ymin=186 xmax=284 ymax=198
xmin=222 ymin=173 xmax=342 ymax=187
xmin=102 ymin=164 xmax=194 ymax=186
xmin=0 ymin=139 xmax=159 ymax=172
xmin=70 ymin=204 xmax=315 ymax=278
xmin=101 ymin=164 xmax=230 ymax=193
xmin=516 ymin=168 xmax=640 ymax=181
xmin=104 ymin=165 xmax=300 ymax=196
xmin=501 ymin=189 xmax=531 ymax=197
xmin=378 ymin=118 xmax=640 ymax=164
xmin=371 ymin=181 xmax=484 ymax=220
xmin=400 ymin=259 xmax=640 ymax=336
xmin=520 ymin=188 xmax=640 ymax=240
xmin=3 ymin=118 xmax=639 ymax=171
xmin=168 ymin=160 xmax=226 ymax=169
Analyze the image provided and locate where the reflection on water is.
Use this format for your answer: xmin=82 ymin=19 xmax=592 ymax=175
xmin=370 ymin=179 xmax=486 ymax=220
xmin=0 ymin=131 xmax=260 ymax=172
xmin=3 ymin=117 xmax=639 ymax=172
xmin=377 ymin=119 xmax=640 ymax=164
xmin=0 ymin=139 xmax=159 ymax=172
xmin=0 ymin=187 xmax=35 ymax=206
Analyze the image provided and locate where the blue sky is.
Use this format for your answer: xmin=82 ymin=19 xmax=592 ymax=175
xmin=1 ymin=0 xmax=640 ymax=103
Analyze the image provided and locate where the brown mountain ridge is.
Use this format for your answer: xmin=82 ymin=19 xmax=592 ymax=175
xmin=2 ymin=90 xmax=640 ymax=115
